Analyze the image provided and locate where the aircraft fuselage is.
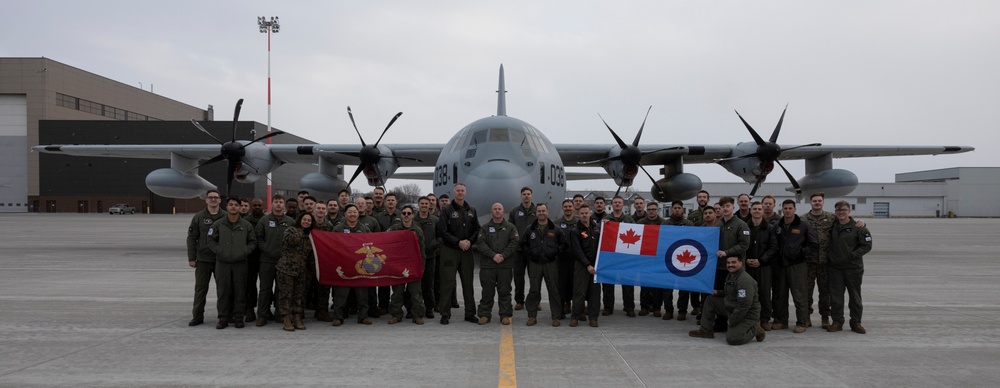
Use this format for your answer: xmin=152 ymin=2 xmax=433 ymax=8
xmin=433 ymin=115 xmax=565 ymax=220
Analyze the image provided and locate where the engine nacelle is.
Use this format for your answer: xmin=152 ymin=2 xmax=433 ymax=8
xmin=600 ymin=151 xmax=638 ymax=187
xmin=362 ymin=145 xmax=401 ymax=186
xmin=650 ymin=173 xmax=703 ymax=202
xmin=299 ymin=173 xmax=349 ymax=201
xmin=793 ymin=169 xmax=859 ymax=198
xmin=145 ymin=168 xmax=217 ymax=199
xmin=234 ymin=142 xmax=281 ymax=183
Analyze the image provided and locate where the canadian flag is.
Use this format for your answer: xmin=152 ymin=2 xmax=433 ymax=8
xmin=600 ymin=222 xmax=660 ymax=256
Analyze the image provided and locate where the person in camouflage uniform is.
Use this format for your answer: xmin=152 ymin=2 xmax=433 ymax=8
xmin=803 ymin=192 xmax=835 ymax=329
xmin=276 ymin=213 xmax=315 ymax=331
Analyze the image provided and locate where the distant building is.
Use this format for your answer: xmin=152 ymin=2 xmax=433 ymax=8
xmin=1 ymin=57 xmax=315 ymax=213
xmin=568 ymin=167 xmax=1000 ymax=218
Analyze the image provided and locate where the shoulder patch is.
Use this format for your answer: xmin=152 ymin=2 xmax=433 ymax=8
xmin=738 ymin=289 xmax=747 ymax=298
xmin=207 ymin=228 xmax=214 ymax=236
xmin=742 ymin=230 xmax=750 ymax=235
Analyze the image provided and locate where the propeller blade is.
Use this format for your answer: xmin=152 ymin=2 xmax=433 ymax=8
xmin=577 ymin=155 xmax=623 ymax=165
xmin=190 ymin=119 xmax=224 ymax=145
xmin=225 ymin=160 xmax=237 ymax=198
xmin=775 ymin=159 xmax=802 ymax=196
xmin=347 ymin=106 xmax=366 ymax=147
xmin=374 ymin=112 xmax=403 ymax=146
xmin=614 ymin=184 xmax=622 ymax=198
xmin=735 ymin=110 xmax=766 ymax=146
xmin=231 ymin=99 xmax=244 ymax=142
xmin=243 ymin=130 xmax=285 ymax=147
xmin=598 ymin=114 xmax=629 ymax=149
xmin=768 ymin=104 xmax=788 ymax=143
xmin=240 ymin=159 xmax=261 ymax=174
xmin=187 ymin=154 xmax=226 ymax=172
xmin=346 ymin=165 xmax=366 ymax=187
xmin=749 ymin=179 xmax=762 ymax=197
xmin=639 ymin=165 xmax=667 ymax=197
xmin=631 ymin=106 xmax=653 ymax=147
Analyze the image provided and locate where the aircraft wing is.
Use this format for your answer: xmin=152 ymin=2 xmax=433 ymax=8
xmin=774 ymin=145 xmax=975 ymax=160
xmin=33 ymin=143 xmax=448 ymax=166
xmin=553 ymin=144 xmax=973 ymax=165
xmin=33 ymin=144 xmax=222 ymax=159
xmin=308 ymin=144 xmax=443 ymax=167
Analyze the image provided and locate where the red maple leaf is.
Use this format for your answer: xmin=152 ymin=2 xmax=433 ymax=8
xmin=619 ymin=229 xmax=641 ymax=247
xmin=676 ymin=250 xmax=697 ymax=266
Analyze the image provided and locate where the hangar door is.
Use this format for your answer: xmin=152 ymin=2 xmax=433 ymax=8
xmin=873 ymin=202 xmax=890 ymax=218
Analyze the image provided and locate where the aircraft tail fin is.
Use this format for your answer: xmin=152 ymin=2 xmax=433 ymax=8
xmin=497 ymin=64 xmax=507 ymax=116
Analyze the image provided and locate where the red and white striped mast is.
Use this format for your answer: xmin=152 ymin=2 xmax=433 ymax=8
xmin=257 ymin=16 xmax=279 ymax=210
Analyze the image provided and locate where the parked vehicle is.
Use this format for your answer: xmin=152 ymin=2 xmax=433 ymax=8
xmin=109 ymin=204 xmax=135 ymax=214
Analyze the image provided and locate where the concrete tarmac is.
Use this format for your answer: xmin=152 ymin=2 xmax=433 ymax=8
xmin=1 ymin=214 xmax=998 ymax=387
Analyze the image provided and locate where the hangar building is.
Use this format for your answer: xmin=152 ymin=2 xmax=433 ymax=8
xmin=1 ymin=57 xmax=315 ymax=213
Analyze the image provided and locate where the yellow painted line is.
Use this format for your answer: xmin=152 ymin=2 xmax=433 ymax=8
xmin=498 ymin=323 xmax=517 ymax=388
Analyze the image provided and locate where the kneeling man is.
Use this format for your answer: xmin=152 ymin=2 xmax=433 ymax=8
xmin=689 ymin=256 xmax=766 ymax=345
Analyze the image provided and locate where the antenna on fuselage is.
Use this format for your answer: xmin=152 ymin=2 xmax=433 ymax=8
xmin=497 ymin=64 xmax=507 ymax=116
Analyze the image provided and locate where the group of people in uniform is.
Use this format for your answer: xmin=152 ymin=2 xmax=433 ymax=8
xmin=186 ymin=184 xmax=872 ymax=346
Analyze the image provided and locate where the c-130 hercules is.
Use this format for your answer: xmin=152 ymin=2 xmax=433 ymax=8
xmin=35 ymin=65 xmax=973 ymax=216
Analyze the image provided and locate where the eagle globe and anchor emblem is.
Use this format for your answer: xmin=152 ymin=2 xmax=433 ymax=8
xmin=336 ymin=242 xmax=411 ymax=279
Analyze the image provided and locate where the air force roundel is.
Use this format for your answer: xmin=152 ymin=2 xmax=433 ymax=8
xmin=664 ymin=238 xmax=709 ymax=277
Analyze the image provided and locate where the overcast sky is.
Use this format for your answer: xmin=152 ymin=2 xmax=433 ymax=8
xmin=4 ymin=1 xmax=996 ymax=193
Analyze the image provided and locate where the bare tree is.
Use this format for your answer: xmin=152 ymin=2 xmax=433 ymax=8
xmin=392 ymin=183 xmax=423 ymax=205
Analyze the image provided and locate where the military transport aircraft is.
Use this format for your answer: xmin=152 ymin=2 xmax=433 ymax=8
xmin=33 ymin=65 xmax=973 ymax=217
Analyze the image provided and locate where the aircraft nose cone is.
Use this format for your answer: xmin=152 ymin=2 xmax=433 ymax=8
xmin=464 ymin=162 xmax=534 ymax=213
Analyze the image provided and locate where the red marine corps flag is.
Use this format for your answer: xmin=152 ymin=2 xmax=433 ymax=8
xmin=311 ymin=230 xmax=423 ymax=287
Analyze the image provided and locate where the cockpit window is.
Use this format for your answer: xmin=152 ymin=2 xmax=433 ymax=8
xmin=470 ymin=130 xmax=487 ymax=147
xmin=450 ymin=130 xmax=469 ymax=153
xmin=509 ymin=128 xmax=527 ymax=148
xmin=489 ymin=128 xmax=509 ymax=142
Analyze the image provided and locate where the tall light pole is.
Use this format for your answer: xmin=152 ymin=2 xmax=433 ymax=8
xmin=258 ymin=16 xmax=279 ymax=209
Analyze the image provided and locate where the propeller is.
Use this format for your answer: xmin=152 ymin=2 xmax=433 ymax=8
xmin=577 ymin=106 xmax=681 ymax=197
xmin=715 ymin=105 xmax=820 ymax=197
xmin=338 ymin=106 xmax=422 ymax=188
xmin=189 ymin=99 xmax=285 ymax=197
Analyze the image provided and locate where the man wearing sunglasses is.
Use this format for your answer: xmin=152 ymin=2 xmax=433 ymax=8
xmin=386 ymin=205 xmax=427 ymax=324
